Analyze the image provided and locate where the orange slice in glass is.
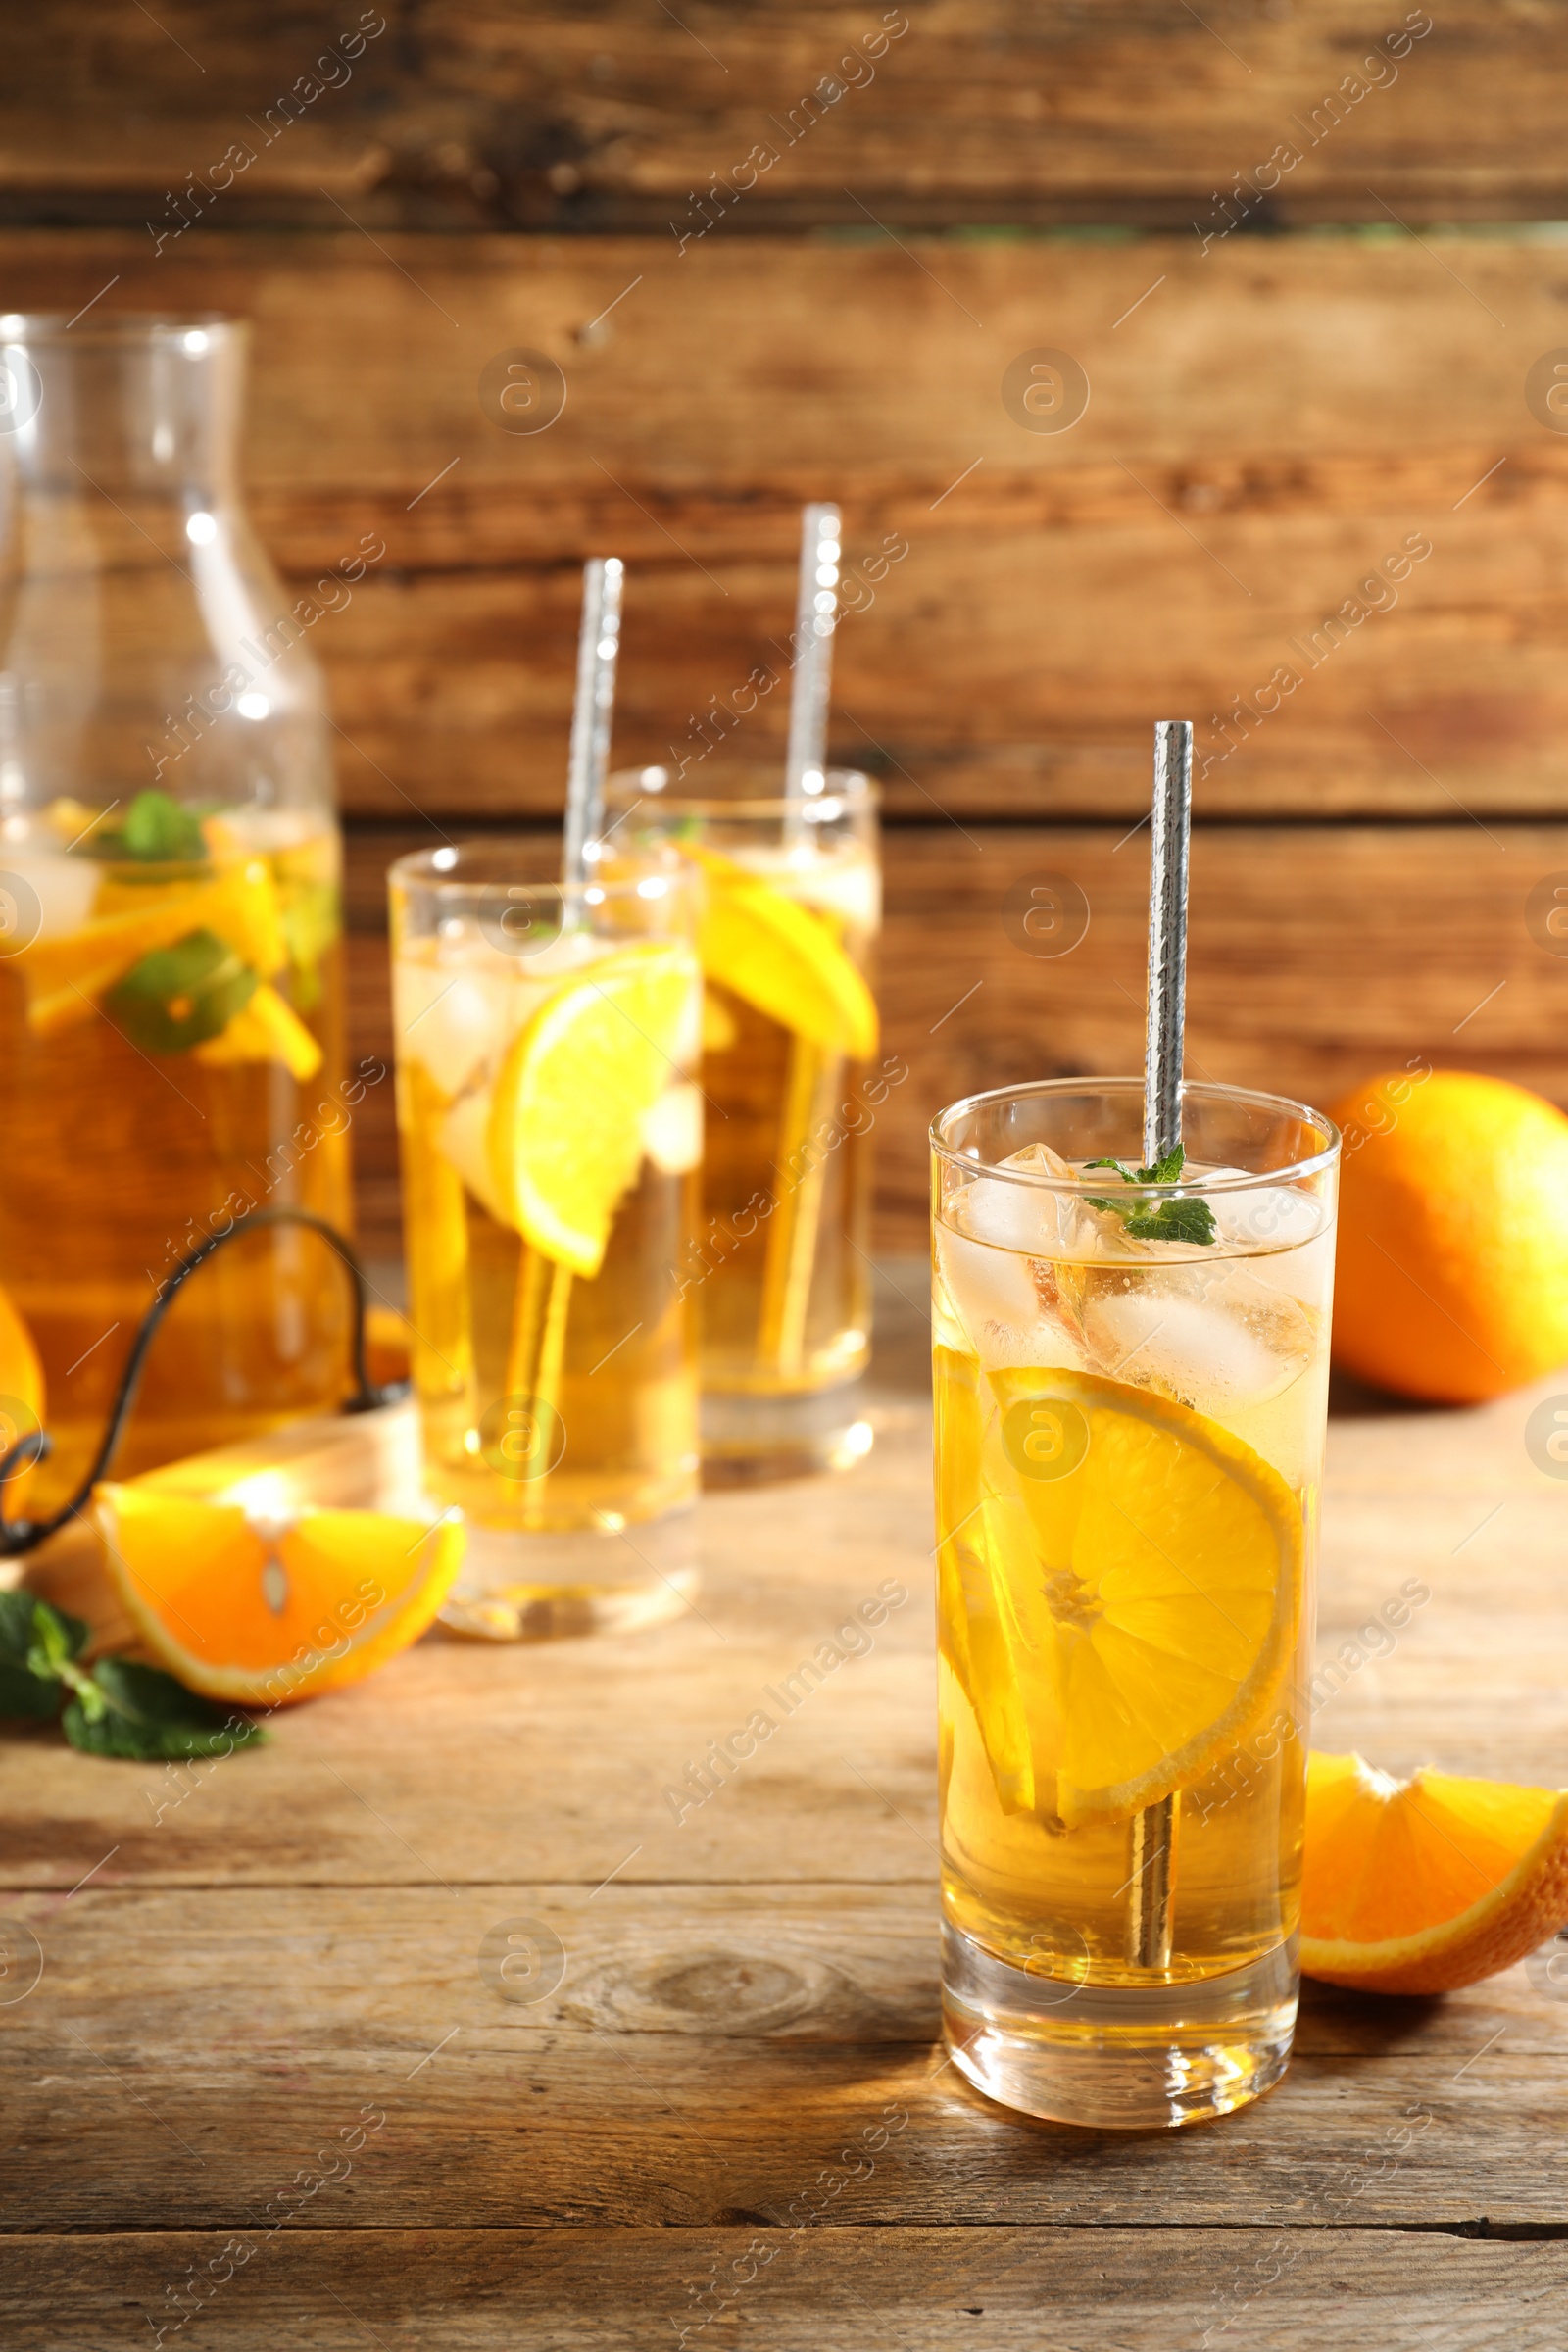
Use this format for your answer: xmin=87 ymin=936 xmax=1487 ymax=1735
xmin=486 ymin=940 xmax=698 ymax=1277
xmin=1301 ymin=1750 xmax=1568 ymax=1993
xmin=95 ymin=1483 xmax=464 ymax=1706
xmin=688 ymin=844 xmax=878 ymax=1059
xmin=946 ymin=1364 xmax=1301 ymax=1824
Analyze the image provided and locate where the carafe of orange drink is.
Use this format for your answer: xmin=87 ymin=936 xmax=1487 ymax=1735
xmin=0 ymin=315 xmax=357 ymax=1508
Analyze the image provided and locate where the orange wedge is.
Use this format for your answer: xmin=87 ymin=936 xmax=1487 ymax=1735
xmin=1301 ymin=1750 xmax=1568 ymax=1993
xmin=486 ymin=940 xmax=698 ymax=1276
xmin=689 ymin=844 xmax=878 ymax=1060
xmin=192 ymin=981 xmax=322 ymax=1079
xmin=95 ymin=1483 xmax=465 ymax=1706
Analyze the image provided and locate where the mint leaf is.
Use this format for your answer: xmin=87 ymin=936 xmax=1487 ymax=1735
xmin=1141 ymin=1144 xmax=1186 ymax=1185
xmin=1084 ymin=1145 xmax=1213 ymax=1244
xmin=0 ymin=1660 xmax=60 ymax=1720
xmin=62 ymin=1659 xmax=266 ymax=1761
xmin=1086 ymin=1146 xmax=1188 ymax=1186
xmin=120 ymin=791 xmax=209 ymax=864
xmin=0 ymin=1595 xmax=267 ymax=1757
xmin=27 ymin=1597 xmax=90 ymax=1679
xmin=0 ymin=1592 xmax=88 ymax=1680
xmin=0 ymin=1590 xmax=52 ymax=1667
xmin=0 ymin=1594 xmax=86 ymax=1724
xmin=1123 ymin=1198 xmax=1218 ymax=1247
xmin=107 ymin=929 xmax=259 ymax=1055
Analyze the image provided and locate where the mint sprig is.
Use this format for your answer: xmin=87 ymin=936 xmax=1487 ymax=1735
xmin=0 ymin=1592 xmax=266 ymax=1761
xmin=1084 ymin=1144 xmax=1218 ymax=1247
xmin=91 ymin=789 xmax=211 ymax=865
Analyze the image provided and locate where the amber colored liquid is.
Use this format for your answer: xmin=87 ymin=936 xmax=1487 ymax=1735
xmin=696 ymin=985 xmax=873 ymax=1395
xmin=0 ymin=838 xmax=353 ymax=1509
xmin=397 ymin=1061 xmax=699 ymax=1535
xmin=935 ymin=1229 xmax=1329 ymax=1990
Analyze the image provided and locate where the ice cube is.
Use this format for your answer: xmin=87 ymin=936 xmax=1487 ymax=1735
xmin=642 ymin=1082 xmax=703 ymax=1174
xmin=789 ymin=854 xmax=881 ymax=935
xmin=1202 ymin=1177 xmax=1334 ymax=1311
xmin=934 ymin=1222 xmax=1089 ymax=1375
xmin=0 ymin=849 xmax=100 ymax=942
xmin=394 ymin=954 xmax=529 ymax=1095
xmin=959 ymin=1149 xmax=1096 ymax=1257
xmin=1209 ymin=1180 xmax=1324 ymax=1254
xmin=1079 ymin=1263 xmax=1314 ymax=1416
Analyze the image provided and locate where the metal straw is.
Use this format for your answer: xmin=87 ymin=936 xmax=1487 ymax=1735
xmin=562 ymin=556 xmax=624 ymax=886
xmin=757 ymin=503 xmax=844 ymax=1368
xmin=1126 ymin=717 xmax=1194 ymax=1972
xmin=1143 ymin=719 xmax=1193 ymax=1164
xmin=783 ymin=503 xmax=841 ymax=837
xmin=504 ymin=556 xmax=624 ymax=1531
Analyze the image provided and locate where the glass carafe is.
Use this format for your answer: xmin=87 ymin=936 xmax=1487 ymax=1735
xmin=0 ymin=315 xmax=356 ymax=1508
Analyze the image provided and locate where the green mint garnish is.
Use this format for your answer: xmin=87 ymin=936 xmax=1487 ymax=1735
xmin=107 ymin=928 xmax=259 ymax=1054
xmin=120 ymin=790 xmax=210 ymax=863
xmin=0 ymin=1592 xmax=266 ymax=1761
xmin=1084 ymin=1143 xmax=1217 ymax=1247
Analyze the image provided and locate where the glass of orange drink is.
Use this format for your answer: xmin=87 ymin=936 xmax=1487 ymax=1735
xmin=605 ymin=762 xmax=883 ymax=1483
xmin=932 ymin=1077 xmax=1339 ymax=2128
xmin=388 ymin=841 xmax=703 ymax=1639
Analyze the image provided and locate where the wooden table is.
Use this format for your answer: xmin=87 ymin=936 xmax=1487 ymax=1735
xmin=3 ymin=1266 xmax=1565 ymax=2348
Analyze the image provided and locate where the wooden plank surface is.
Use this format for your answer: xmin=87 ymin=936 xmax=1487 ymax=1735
xmin=341 ymin=822 xmax=1568 ymax=1256
xmin=6 ymin=2 xmax=1568 ymax=230
xmin=3 ymin=229 xmax=1567 ymax=819
xmin=2 ymin=1277 xmax=1565 ymax=2347
xmin=7 ymin=2230 xmax=1566 ymax=2352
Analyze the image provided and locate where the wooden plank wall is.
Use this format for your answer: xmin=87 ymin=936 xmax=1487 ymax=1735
xmin=8 ymin=4 xmax=1568 ymax=1250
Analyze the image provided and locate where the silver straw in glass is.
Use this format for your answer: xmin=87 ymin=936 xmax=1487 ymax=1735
xmin=782 ymin=502 xmax=841 ymax=840
xmin=561 ymin=556 xmax=624 ymax=886
xmin=1126 ymin=717 xmax=1193 ymax=1971
xmin=1143 ymin=719 xmax=1193 ymax=1165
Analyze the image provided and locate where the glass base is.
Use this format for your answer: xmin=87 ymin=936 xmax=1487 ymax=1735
xmin=700 ymin=1380 xmax=873 ymax=1487
xmin=942 ymin=1922 xmax=1298 ymax=2131
xmin=439 ymin=1510 xmax=697 ymax=1642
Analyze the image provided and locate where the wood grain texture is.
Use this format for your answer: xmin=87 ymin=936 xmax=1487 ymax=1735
xmin=3 ymin=1312 xmax=1567 ymax=2346
xmin=2 ymin=229 xmax=1566 ymax=821
xmin=4 ymin=2230 xmax=1564 ymax=2352
xmin=337 ymin=821 xmax=1568 ymax=1256
xmin=6 ymin=1263 xmax=1548 ymax=2273
xmin=3 ymin=2 xmax=1566 ymax=230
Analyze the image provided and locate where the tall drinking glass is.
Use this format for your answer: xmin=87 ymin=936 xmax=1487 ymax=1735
xmin=389 ymin=842 xmax=703 ymax=1639
xmin=605 ymin=763 xmax=883 ymax=1482
xmin=931 ymin=1078 xmax=1339 ymax=2128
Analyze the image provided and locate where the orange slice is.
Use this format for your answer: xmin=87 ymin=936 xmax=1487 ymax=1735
xmin=95 ymin=1483 xmax=464 ymax=1706
xmin=487 ymin=940 xmax=698 ymax=1277
xmin=1301 ymin=1750 xmax=1568 ymax=1993
xmin=689 ymin=845 xmax=878 ymax=1059
xmin=944 ymin=1359 xmax=1300 ymax=1823
xmin=192 ymin=981 xmax=322 ymax=1079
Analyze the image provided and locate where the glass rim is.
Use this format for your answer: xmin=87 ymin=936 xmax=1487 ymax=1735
xmin=0 ymin=311 xmax=242 ymax=347
xmin=930 ymin=1076 xmax=1341 ymax=1193
xmin=388 ymin=839 xmax=692 ymax=906
xmin=606 ymin=761 xmax=877 ymax=822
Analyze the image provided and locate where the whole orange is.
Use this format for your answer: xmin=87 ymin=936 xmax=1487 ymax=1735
xmin=1330 ymin=1068 xmax=1568 ymax=1402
